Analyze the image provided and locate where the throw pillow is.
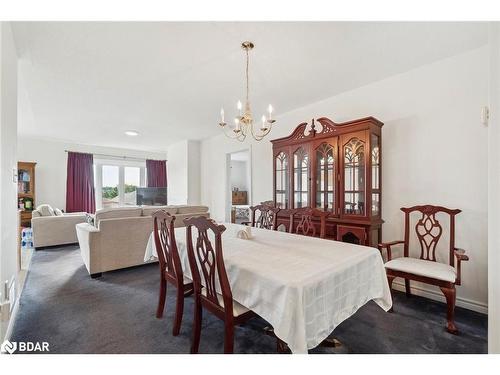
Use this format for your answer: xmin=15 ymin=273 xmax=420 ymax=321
xmin=36 ymin=204 xmax=55 ymax=217
xmin=54 ymin=208 xmax=64 ymax=216
xmin=85 ymin=213 xmax=95 ymax=226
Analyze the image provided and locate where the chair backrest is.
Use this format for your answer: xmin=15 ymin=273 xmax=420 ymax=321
xmin=289 ymin=208 xmax=329 ymax=238
xmin=249 ymin=204 xmax=280 ymax=230
xmin=260 ymin=200 xmax=275 ymax=207
xmin=152 ymin=210 xmax=184 ymax=283
xmin=183 ymin=216 xmax=233 ymax=316
xmin=401 ymin=205 xmax=461 ymax=266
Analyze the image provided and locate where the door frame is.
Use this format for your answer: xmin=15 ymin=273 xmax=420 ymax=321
xmin=225 ymin=147 xmax=253 ymax=222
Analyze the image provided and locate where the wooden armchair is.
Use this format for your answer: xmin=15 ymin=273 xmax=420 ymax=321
xmin=184 ymin=216 xmax=255 ymax=353
xmin=289 ymin=208 xmax=330 ymax=238
xmin=378 ymin=205 xmax=469 ymax=334
xmin=152 ymin=210 xmax=194 ymax=336
xmin=243 ymin=204 xmax=280 ymax=230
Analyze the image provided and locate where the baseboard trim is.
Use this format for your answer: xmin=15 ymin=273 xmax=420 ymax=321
xmin=392 ymin=280 xmax=488 ymax=315
xmin=3 ymin=292 xmax=20 ymax=341
xmin=3 ymin=250 xmax=34 ymax=342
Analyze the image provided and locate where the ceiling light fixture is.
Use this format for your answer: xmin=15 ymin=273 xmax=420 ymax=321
xmin=218 ymin=41 xmax=276 ymax=142
xmin=125 ymin=130 xmax=139 ymax=136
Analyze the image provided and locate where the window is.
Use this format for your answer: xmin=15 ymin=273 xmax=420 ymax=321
xmin=94 ymin=159 xmax=146 ymax=209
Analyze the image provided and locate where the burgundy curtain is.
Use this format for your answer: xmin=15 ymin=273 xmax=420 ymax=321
xmin=66 ymin=152 xmax=96 ymax=213
xmin=146 ymin=159 xmax=167 ymax=187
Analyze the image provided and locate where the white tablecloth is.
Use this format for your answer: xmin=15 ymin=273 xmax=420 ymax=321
xmin=144 ymin=223 xmax=392 ymax=353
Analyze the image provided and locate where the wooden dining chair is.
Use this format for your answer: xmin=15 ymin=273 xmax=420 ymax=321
xmin=244 ymin=204 xmax=280 ymax=230
xmin=184 ymin=216 xmax=255 ymax=354
xmin=378 ymin=205 xmax=469 ymax=334
xmin=289 ymin=208 xmax=330 ymax=238
xmin=152 ymin=210 xmax=194 ymax=336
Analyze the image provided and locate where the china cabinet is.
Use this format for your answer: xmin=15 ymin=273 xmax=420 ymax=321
xmin=271 ymin=116 xmax=383 ymax=247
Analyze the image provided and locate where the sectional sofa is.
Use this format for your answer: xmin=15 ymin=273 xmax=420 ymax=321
xmin=76 ymin=205 xmax=209 ymax=278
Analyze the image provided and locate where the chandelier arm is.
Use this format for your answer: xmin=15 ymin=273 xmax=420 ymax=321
xmin=249 ymin=120 xmax=272 ymax=141
xmin=221 ymin=125 xmax=245 ymax=141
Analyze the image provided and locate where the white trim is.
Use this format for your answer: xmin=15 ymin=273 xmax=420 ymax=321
xmin=2 ymin=293 xmax=20 ymax=342
xmin=2 ymin=252 xmax=33 ymax=342
xmin=392 ymin=280 xmax=488 ymax=315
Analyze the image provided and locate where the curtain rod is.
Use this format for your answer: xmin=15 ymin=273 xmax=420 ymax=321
xmin=64 ymin=150 xmax=166 ymax=162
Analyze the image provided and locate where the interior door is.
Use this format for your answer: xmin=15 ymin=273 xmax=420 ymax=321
xmin=311 ymin=137 xmax=338 ymax=216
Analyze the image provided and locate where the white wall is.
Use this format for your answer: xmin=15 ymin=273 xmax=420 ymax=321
xmin=0 ymin=22 xmax=19 ymax=339
xmin=17 ymin=137 xmax=166 ymax=211
xmin=230 ymin=160 xmax=249 ymax=191
xmin=167 ymin=140 xmax=201 ymax=205
xmin=488 ymin=23 xmax=500 ymax=354
xmin=200 ymin=46 xmax=489 ymax=312
xmin=187 ymin=140 xmax=201 ymax=205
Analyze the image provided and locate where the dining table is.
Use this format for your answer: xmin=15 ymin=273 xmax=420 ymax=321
xmin=144 ymin=223 xmax=392 ymax=354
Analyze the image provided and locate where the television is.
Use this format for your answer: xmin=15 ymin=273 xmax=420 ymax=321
xmin=136 ymin=187 xmax=168 ymax=206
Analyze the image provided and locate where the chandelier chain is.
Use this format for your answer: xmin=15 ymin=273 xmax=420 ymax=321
xmin=245 ymin=48 xmax=249 ymax=103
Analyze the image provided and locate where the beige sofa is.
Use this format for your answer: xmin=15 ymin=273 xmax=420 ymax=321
xmin=76 ymin=205 xmax=209 ymax=278
xmin=32 ymin=208 xmax=87 ymax=248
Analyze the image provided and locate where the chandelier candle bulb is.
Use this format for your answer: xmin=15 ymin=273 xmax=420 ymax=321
xmin=237 ymin=100 xmax=243 ymax=116
xmin=221 ymin=108 xmax=225 ymax=122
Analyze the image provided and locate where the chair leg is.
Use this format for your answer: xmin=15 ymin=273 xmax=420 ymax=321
xmin=172 ymin=287 xmax=184 ymax=336
xmin=387 ymin=275 xmax=396 ymax=313
xmin=190 ymin=297 xmax=202 ymax=354
xmin=156 ymin=279 xmax=167 ymax=319
xmin=440 ymin=286 xmax=458 ymax=334
xmin=224 ymin=323 xmax=235 ymax=354
xmin=405 ymin=279 xmax=411 ymax=297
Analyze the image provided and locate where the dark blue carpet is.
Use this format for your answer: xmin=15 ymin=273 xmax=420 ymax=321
xmin=10 ymin=245 xmax=487 ymax=354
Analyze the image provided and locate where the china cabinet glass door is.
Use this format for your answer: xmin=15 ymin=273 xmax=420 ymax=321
xmin=343 ymin=137 xmax=366 ymax=215
xmin=314 ymin=142 xmax=335 ymax=212
xmin=275 ymin=151 xmax=289 ymax=208
xmin=293 ymin=147 xmax=309 ymax=208
xmin=371 ymin=133 xmax=381 ymax=216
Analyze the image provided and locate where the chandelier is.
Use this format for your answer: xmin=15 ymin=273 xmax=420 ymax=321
xmin=218 ymin=41 xmax=276 ymax=142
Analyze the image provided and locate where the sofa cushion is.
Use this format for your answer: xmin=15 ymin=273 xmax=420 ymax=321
xmin=176 ymin=205 xmax=209 ymax=214
xmin=85 ymin=213 xmax=95 ymax=226
xmin=141 ymin=205 xmax=178 ymax=216
xmin=36 ymin=204 xmax=55 ymax=217
xmin=95 ymin=206 xmax=142 ymax=224
xmin=32 ymin=210 xmax=42 ymax=218
xmin=54 ymin=208 xmax=64 ymax=216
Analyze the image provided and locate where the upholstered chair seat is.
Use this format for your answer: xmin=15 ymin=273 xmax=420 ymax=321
xmin=385 ymin=257 xmax=457 ymax=283
xmin=201 ymin=288 xmax=250 ymax=317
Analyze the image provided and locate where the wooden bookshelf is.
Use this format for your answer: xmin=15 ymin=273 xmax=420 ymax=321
xmin=18 ymin=161 xmax=36 ymax=227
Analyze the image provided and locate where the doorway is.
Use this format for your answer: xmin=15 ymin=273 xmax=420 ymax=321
xmin=225 ymin=149 xmax=252 ymax=223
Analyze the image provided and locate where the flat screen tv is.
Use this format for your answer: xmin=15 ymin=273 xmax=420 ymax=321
xmin=136 ymin=187 xmax=168 ymax=206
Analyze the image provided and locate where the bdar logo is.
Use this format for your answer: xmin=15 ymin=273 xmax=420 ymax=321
xmin=1 ymin=340 xmax=17 ymax=354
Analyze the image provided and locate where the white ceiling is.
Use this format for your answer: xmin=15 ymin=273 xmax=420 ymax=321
xmin=12 ymin=22 xmax=488 ymax=152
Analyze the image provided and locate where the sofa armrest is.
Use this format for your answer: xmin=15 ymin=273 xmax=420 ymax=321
xmin=76 ymin=223 xmax=101 ymax=274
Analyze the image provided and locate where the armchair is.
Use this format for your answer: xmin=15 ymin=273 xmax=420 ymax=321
xmin=378 ymin=205 xmax=469 ymax=334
